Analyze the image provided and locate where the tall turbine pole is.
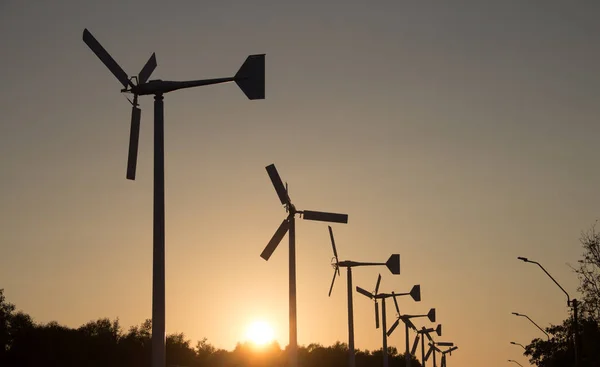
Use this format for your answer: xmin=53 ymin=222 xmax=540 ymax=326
xmin=152 ymin=93 xmax=166 ymax=367
xmin=289 ymin=214 xmax=297 ymax=367
xmin=382 ymin=298 xmax=388 ymax=367
xmin=347 ymin=267 xmax=355 ymax=367
xmin=421 ymin=328 xmax=426 ymax=367
xmin=405 ymin=322 xmax=410 ymax=367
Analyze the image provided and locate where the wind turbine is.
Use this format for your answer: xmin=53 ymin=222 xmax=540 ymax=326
xmin=82 ymin=29 xmax=265 ymax=367
xmin=356 ymin=275 xmax=420 ymax=367
xmin=426 ymin=341 xmax=454 ymax=367
xmin=416 ymin=325 xmax=442 ymax=367
xmin=387 ymin=300 xmax=436 ymax=367
xmin=440 ymin=346 xmax=458 ymax=367
xmin=327 ymin=227 xmax=402 ymax=367
xmin=259 ymin=164 xmax=348 ymax=367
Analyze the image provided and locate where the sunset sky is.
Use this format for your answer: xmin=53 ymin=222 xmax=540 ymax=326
xmin=2 ymin=1 xmax=600 ymax=366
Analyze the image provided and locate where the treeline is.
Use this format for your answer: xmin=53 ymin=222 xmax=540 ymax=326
xmin=522 ymin=225 xmax=600 ymax=367
xmin=0 ymin=290 xmax=421 ymax=367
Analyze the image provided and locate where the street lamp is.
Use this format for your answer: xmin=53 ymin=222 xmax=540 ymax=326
xmin=517 ymin=256 xmax=580 ymax=366
xmin=510 ymin=341 xmax=525 ymax=349
xmin=508 ymin=359 xmax=524 ymax=367
xmin=511 ymin=312 xmax=549 ymax=340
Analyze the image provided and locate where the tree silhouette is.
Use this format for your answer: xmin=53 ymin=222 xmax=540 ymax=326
xmin=0 ymin=289 xmax=427 ymax=367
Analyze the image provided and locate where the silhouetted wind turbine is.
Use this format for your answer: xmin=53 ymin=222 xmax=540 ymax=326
xmin=356 ymin=275 xmax=419 ymax=367
xmin=417 ymin=325 xmax=442 ymax=367
xmin=260 ymin=164 xmax=348 ymax=367
xmin=427 ymin=341 xmax=454 ymax=367
xmin=328 ymin=228 xmax=402 ymax=367
xmin=387 ymin=300 xmax=436 ymax=367
xmin=82 ymin=28 xmax=265 ymax=367
xmin=440 ymin=346 xmax=458 ymax=367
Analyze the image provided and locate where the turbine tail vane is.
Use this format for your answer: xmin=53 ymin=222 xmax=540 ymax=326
xmin=386 ymin=254 xmax=400 ymax=275
xmin=234 ymin=54 xmax=265 ymax=100
xmin=410 ymin=284 xmax=421 ymax=302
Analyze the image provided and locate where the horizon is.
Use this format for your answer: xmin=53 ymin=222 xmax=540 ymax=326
xmin=2 ymin=2 xmax=600 ymax=367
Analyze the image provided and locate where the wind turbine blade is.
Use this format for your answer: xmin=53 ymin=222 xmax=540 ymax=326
xmin=260 ymin=219 xmax=289 ymax=260
xmin=234 ymin=54 xmax=265 ymax=100
xmin=436 ymin=342 xmax=454 ymax=347
xmin=327 ymin=226 xmax=340 ymax=275
xmin=126 ymin=106 xmax=141 ymax=180
xmin=392 ymin=291 xmax=400 ymax=314
xmin=302 ymin=210 xmax=348 ymax=224
xmin=386 ymin=254 xmax=400 ymax=275
xmin=386 ymin=319 xmax=399 ymax=336
xmin=375 ymin=274 xmax=381 ymax=295
xmin=411 ymin=335 xmax=420 ymax=355
xmin=328 ymin=269 xmax=337 ymax=297
xmin=406 ymin=318 xmax=417 ymax=330
xmin=138 ymin=53 xmax=157 ymax=84
xmin=424 ymin=328 xmax=434 ymax=342
xmin=356 ymin=286 xmax=373 ymax=299
xmin=328 ymin=226 xmax=339 ymax=261
xmin=436 ymin=324 xmax=442 ymax=336
xmin=375 ymin=301 xmax=380 ymax=329
xmin=82 ymin=29 xmax=131 ymax=88
xmin=425 ymin=345 xmax=433 ymax=361
xmin=428 ymin=308 xmax=436 ymax=323
xmin=410 ymin=285 xmax=421 ymax=302
xmin=265 ymin=164 xmax=290 ymax=206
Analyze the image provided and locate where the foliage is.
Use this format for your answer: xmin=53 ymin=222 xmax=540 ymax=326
xmin=0 ymin=288 xmax=423 ymax=367
xmin=523 ymin=223 xmax=600 ymax=367
xmin=572 ymin=224 xmax=600 ymax=321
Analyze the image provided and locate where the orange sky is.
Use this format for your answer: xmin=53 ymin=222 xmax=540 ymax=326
xmin=2 ymin=2 xmax=600 ymax=366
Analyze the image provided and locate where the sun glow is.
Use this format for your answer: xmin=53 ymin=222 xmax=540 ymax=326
xmin=245 ymin=320 xmax=274 ymax=346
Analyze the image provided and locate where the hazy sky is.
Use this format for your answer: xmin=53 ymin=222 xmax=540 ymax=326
xmin=1 ymin=1 xmax=600 ymax=366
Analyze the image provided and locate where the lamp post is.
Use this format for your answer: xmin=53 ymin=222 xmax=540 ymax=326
xmin=508 ymin=359 xmax=524 ymax=367
xmin=510 ymin=341 xmax=526 ymax=350
xmin=517 ymin=256 xmax=580 ymax=366
xmin=511 ymin=312 xmax=549 ymax=340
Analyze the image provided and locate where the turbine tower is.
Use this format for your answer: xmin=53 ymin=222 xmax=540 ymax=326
xmin=82 ymin=29 xmax=265 ymax=367
xmin=356 ymin=275 xmax=420 ymax=367
xmin=328 ymin=227 xmax=402 ymax=367
xmin=260 ymin=164 xmax=348 ymax=367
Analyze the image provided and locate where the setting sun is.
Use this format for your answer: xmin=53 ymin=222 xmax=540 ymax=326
xmin=245 ymin=320 xmax=275 ymax=346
